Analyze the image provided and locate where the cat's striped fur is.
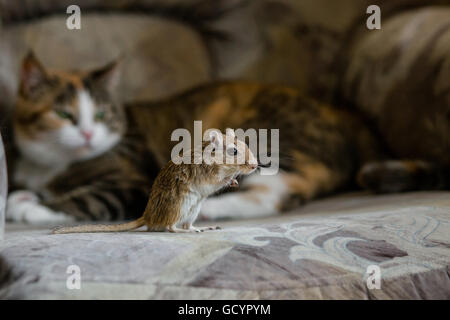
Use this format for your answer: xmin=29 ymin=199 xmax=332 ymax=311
xmin=125 ymin=81 xmax=385 ymax=220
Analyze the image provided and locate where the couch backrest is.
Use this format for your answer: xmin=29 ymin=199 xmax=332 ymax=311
xmin=0 ymin=0 xmax=447 ymax=112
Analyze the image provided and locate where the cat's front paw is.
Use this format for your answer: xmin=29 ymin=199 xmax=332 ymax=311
xmin=7 ymin=190 xmax=39 ymax=204
xmin=6 ymin=190 xmax=75 ymax=225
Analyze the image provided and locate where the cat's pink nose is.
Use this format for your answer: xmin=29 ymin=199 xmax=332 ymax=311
xmin=82 ymin=130 xmax=93 ymax=141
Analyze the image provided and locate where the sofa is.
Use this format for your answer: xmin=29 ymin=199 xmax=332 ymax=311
xmin=0 ymin=0 xmax=449 ymax=299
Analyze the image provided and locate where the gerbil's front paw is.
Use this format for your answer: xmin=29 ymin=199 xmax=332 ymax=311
xmin=230 ymin=179 xmax=239 ymax=187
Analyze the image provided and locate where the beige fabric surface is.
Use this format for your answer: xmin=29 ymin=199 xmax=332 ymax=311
xmin=1 ymin=1 xmax=450 ymax=300
xmin=1 ymin=191 xmax=449 ymax=299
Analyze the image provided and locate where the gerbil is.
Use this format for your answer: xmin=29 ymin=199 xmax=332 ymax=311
xmin=53 ymin=130 xmax=258 ymax=234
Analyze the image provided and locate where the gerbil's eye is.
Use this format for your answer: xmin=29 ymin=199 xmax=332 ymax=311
xmin=227 ymin=147 xmax=238 ymax=156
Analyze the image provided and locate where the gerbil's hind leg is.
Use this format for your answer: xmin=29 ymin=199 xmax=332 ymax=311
xmin=179 ymin=202 xmax=221 ymax=232
xmin=167 ymin=225 xmax=193 ymax=233
xmin=168 ymin=224 xmax=202 ymax=233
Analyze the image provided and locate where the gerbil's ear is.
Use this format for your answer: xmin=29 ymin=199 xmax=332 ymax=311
xmin=20 ymin=50 xmax=48 ymax=96
xmin=208 ymin=130 xmax=223 ymax=148
xmin=86 ymin=57 xmax=122 ymax=93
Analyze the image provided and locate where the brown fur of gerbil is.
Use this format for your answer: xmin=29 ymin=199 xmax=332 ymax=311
xmin=52 ymin=134 xmax=257 ymax=234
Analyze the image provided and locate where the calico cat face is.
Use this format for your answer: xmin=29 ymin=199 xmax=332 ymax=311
xmin=14 ymin=52 xmax=125 ymax=167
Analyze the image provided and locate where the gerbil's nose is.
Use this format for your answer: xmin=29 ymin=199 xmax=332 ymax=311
xmin=82 ymin=130 xmax=93 ymax=141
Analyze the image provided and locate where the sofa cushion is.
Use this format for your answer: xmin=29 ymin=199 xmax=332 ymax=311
xmin=1 ymin=191 xmax=449 ymax=299
xmin=342 ymin=6 xmax=450 ymax=163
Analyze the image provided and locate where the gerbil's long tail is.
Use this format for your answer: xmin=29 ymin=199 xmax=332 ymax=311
xmin=52 ymin=217 xmax=146 ymax=234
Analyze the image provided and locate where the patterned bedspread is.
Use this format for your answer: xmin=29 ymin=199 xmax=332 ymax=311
xmin=1 ymin=191 xmax=450 ymax=299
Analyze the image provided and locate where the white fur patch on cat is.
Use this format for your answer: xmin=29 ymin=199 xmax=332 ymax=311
xmin=200 ymin=172 xmax=288 ymax=220
xmin=78 ymin=90 xmax=95 ymax=130
xmin=6 ymin=190 xmax=75 ymax=225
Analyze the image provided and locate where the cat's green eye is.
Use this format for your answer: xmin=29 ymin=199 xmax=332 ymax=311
xmin=56 ymin=110 xmax=73 ymax=120
xmin=95 ymin=111 xmax=105 ymax=121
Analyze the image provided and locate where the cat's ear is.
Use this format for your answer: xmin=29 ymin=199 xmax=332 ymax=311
xmin=19 ymin=51 xmax=48 ymax=96
xmin=87 ymin=58 xmax=122 ymax=93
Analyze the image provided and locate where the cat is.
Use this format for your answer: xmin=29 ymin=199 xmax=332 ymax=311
xmin=6 ymin=52 xmax=150 ymax=224
xmin=6 ymin=53 xmax=448 ymax=225
xmin=124 ymin=83 xmax=449 ymax=221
